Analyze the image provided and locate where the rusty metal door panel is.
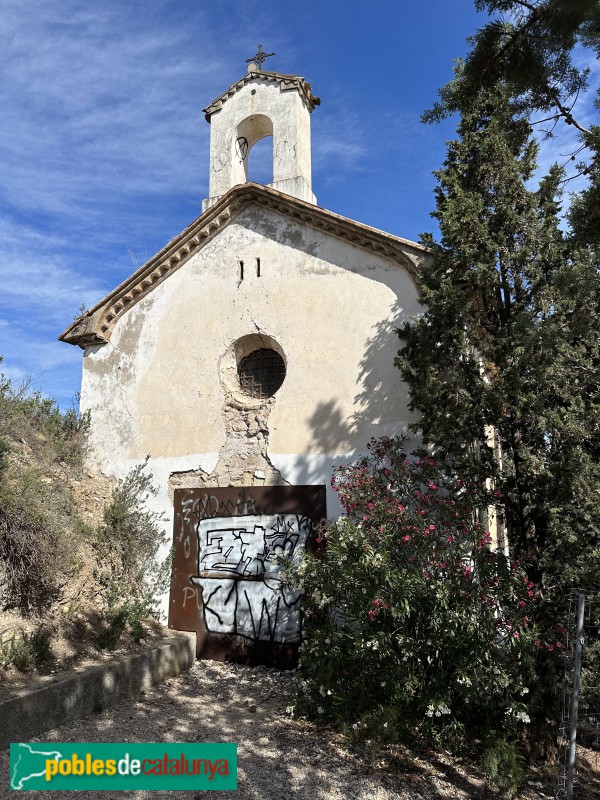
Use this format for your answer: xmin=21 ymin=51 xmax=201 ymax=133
xmin=168 ymin=486 xmax=326 ymax=667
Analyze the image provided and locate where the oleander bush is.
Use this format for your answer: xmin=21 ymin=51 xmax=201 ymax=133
xmin=292 ymin=437 xmax=538 ymax=748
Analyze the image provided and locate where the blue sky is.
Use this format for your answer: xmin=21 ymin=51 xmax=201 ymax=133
xmin=0 ymin=0 xmax=596 ymax=408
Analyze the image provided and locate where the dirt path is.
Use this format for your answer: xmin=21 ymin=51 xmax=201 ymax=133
xmin=0 ymin=660 xmax=547 ymax=800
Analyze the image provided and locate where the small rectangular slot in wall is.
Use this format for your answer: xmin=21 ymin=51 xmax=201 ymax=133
xmin=256 ymin=258 xmax=261 ymax=277
xmin=239 ymin=260 xmax=244 ymax=282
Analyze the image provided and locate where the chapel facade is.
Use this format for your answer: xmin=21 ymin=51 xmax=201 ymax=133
xmin=60 ymin=55 xmax=428 ymax=662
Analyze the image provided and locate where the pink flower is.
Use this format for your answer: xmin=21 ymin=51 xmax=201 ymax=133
xmin=428 ymin=524 xmax=436 ymax=531
xmin=402 ymin=535 xmax=411 ymax=543
xmin=367 ymin=502 xmax=375 ymax=511
xmin=513 ymin=631 xmax=520 ymax=638
xmin=518 ymin=601 xmax=526 ymax=608
xmin=547 ymin=644 xmax=555 ymax=652
xmin=428 ymin=482 xmax=438 ymax=490
xmin=556 ymin=642 xmax=563 ymax=648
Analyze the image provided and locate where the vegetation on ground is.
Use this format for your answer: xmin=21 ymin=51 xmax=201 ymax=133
xmin=397 ymin=0 xmax=598 ymax=783
xmin=0 ymin=359 xmax=168 ymax=668
xmin=93 ymin=459 xmax=170 ymax=649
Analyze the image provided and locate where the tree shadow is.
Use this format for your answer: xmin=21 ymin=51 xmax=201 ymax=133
xmin=302 ymin=298 xmax=421 ymax=483
xmin=0 ymin=661 xmax=496 ymax=800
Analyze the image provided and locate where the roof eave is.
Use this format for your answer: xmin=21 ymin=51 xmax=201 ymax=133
xmin=203 ymin=70 xmax=320 ymax=121
xmin=59 ymin=183 xmax=429 ymax=348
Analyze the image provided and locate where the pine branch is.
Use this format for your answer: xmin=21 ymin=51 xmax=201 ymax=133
xmin=552 ymin=93 xmax=591 ymax=136
xmin=492 ymin=6 xmax=545 ymax=66
xmin=512 ymin=0 xmax=541 ymax=13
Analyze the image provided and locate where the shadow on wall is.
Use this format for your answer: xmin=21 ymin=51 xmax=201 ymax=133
xmin=304 ymin=299 xmax=418 ymax=471
xmin=352 ymin=298 xmax=416 ymax=446
xmin=261 ymin=300 xmax=420 ymax=501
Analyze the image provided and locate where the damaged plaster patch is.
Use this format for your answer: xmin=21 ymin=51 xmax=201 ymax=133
xmin=168 ymin=467 xmax=211 ymax=502
xmin=168 ymin=398 xmax=288 ymax=495
xmin=211 ymin=397 xmax=289 ymax=486
xmin=169 ymin=333 xmax=289 ymax=493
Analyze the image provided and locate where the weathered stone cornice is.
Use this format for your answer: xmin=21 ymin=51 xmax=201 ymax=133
xmin=59 ymin=183 xmax=427 ymax=349
xmin=203 ymin=70 xmax=320 ymax=120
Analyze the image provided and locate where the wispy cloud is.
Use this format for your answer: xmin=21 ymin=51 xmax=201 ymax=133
xmin=312 ymin=95 xmax=367 ymax=175
xmin=0 ymin=219 xmax=106 ymax=322
xmin=0 ymin=1 xmax=221 ymax=220
xmin=0 ymin=0 xmax=254 ymax=405
xmin=9 ymin=0 xmax=582 ymax=408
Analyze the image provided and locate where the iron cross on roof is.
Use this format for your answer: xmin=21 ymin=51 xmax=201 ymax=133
xmin=245 ymin=44 xmax=275 ymax=71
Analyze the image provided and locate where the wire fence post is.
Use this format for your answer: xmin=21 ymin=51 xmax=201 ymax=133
xmin=567 ymin=592 xmax=585 ymax=800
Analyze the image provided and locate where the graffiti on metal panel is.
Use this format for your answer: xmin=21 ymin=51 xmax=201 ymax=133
xmin=177 ymin=493 xmax=257 ymax=562
xmin=190 ymin=514 xmax=311 ymax=643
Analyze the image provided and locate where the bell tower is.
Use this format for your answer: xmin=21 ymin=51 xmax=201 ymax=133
xmin=202 ymin=48 xmax=320 ymax=211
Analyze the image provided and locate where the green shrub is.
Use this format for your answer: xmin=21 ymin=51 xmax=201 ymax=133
xmin=0 ymin=436 xmax=10 ymax=475
xmin=0 ymin=362 xmax=89 ymax=614
xmin=0 ymin=628 xmax=53 ymax=671
xmin=290 ymin=437 xmax=537 ymax=747
xmin=94 ymin=459 xmax=170 ymax=648
xmin=0 ymin=358 xmax=88 ymax=466
xmin=97 ymin=602 xmax=147 ymax=650
xmin=0 ymin=467 xmax=73 ymax=613
xmin=481 ymin=739 xmax=525 ymax=796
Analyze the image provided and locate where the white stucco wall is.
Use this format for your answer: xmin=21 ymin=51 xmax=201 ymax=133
xmin=79 ymin=203 xmax=424 ymax=614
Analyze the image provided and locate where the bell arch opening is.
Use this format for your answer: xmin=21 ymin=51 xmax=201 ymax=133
xmin=232 ymin=114 xmax=274 ymax=186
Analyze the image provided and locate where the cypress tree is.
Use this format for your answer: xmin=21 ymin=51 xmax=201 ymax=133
xmin=398 ymin=0 xmax=599 ymax=757
xmin=398 ymin=73 xmax=600 ymax=754
xmin=398 ymin=75 xmax=600 ymax=596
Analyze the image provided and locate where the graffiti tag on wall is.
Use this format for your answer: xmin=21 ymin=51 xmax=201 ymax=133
xmin=191 ymin=514 xmax=311 ymax=642
xmin=168 ymin=486 xmax=327 ymax=661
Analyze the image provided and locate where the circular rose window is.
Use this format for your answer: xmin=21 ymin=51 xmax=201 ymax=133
xmin=237 ymin=348 xmax=286 ymax=399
